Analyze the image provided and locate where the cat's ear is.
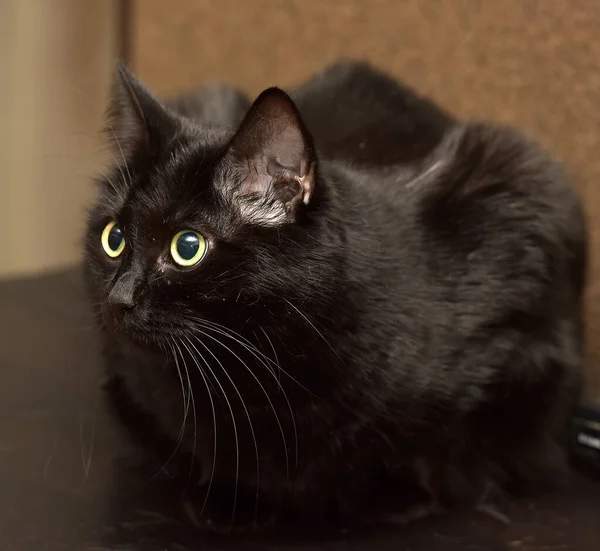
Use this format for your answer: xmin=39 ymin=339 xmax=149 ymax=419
xmin=106 ymin=62 xmax=177 ymax=160
xmin=223 ymin=87 xmax=316 ymax=226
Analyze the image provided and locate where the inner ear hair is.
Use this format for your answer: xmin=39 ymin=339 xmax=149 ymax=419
xmin=226 ymin=87 xmax=317 ymax=225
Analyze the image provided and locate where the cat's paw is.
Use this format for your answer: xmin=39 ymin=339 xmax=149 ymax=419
xmin=180 ymin=497 xmax=279 ymax=534
xmin=475 ymin=502 xmax=511 ymax=526
xmin=366 ymin=499 xmax=443 ymax=525
xmin=472 ymin=477 xmax=511 ymax=526
xmin=362 ymin=500 xmax=444 ymax=525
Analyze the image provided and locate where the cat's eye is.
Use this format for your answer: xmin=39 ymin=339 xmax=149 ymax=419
xmin=170 ymin=230 xmax=207 ymax=267
xmin=101 ymin=220 xmax=125 ymax=258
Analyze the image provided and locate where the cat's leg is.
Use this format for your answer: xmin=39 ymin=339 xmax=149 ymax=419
xmin=475 ymin=478 xmax=511 ymax=525
xmin=461 ymin=335 xmax=581 ymax=524
xmin=360 ymin=457 xmax=445 ymax=525
xmin=178 ymin=477 xmax=284 ymax=534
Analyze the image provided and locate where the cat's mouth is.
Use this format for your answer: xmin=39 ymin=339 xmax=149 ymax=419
xmin=101 ymin=307 xmax=194 ymax=353
xmin=102 ymin=308 xmax=163 ymax=346
xmin=118 ymin=326 xmax=158 ymax=346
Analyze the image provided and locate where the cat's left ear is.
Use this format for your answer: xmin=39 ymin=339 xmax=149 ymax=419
xmin=223 ymin=87 xmax=316 ymax=226
xmin=106 ymin=62 xmax=177 ymax=161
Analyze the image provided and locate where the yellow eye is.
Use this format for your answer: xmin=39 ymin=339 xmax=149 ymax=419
xmin=101 ymin=220 xmax=125 ymax=258
xmin=170 ymin=230 xmax=207 ymax=267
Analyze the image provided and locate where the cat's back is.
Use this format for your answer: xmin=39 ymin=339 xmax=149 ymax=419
xmin=165 ymin=61 xmax=453 ymax=168
xmin=338 ymin=122 xmax=587 ymax=326
xmin=292 ymin=61 xmax=455 ymax=166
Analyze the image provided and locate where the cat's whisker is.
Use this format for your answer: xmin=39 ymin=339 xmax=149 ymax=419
xmin=258 ymin=327 xmax=281 ymax=387
xmin=192 ymin=320 xmax=298 ymax=473
xmin=166 ymin=339 xmax=190 ymax=459
xmin=199 ymin=322 xmax=277 ymax=382
xmin=283 ymin=298 xmax=342 ymax=362
xmin=149 ymin=273 xmax=171 ymax=285
xmin=188 ymin=335 xmax=257 ymax=526
xmin=151 ymin=339 xmax=190 ymax=480
xmin=215 ymin=273 xmax=248 ymax=286
xmin=187 ymin=315 xmax=305 ymax=470
xmin=110 ymin=153 xmax=130 ymax=192
xmin=187 ymin=315 xmax=314 ymax=397
xmin=252 ymin=328 xmax=280 ymax=388
xmin=191 ymin=325 xmax=290 ymax=486
xmin=191 ymin=317 xmax=311 ymax=413
xmin=72 ymin=322 xmax=101 ymax=334
xmin=181 ymin=337 xmax=216 ymax=513
xmin=98 ymin=171 xmax=121 ymax=198
xmin=198 ymin=318 xmax=294 ymax=382
xmin=79 ymin=397 xmax=98 ymax=479
xmin=256 ymin=327 xmax=299 ymax=470
xmin=110 ymin=125 xmax=133 ymax=187
xmin=186 ymin=316 xmax=262 ymax=357
xmin=213 ymin=260 xmax=247 ymax=281
xmin=174 ymin=339 xmax=198 ymax=487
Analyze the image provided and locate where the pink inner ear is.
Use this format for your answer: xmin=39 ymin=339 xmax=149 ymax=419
xmin=226 ymin=87 xmax=316 ymax=220
xmin=263 ymin=125 xmax=308 ymax=176
xmin=231 ymin=88 xmax=313 ymax=176
xmin=250 ymin=159 xmax=276 ymax=195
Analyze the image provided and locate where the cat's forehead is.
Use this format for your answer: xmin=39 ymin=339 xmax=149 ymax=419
xmin=121 ymin=140 xmax=228 ymax=230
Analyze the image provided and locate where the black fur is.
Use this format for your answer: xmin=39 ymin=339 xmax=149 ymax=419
xmin=84 ymin=60 xmax=587 ymax=530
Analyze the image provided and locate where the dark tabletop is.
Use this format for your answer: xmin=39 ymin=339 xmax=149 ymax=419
xmin=0 ymin=269 xmax=599 ymax=551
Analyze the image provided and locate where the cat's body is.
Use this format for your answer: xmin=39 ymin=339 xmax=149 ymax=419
xmin=85 ymin=61 xmax=586 ymax=529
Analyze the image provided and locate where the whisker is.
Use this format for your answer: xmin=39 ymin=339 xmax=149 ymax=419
xmin=259 ymin=327 xmax=281 ymax=388
xmin=202 ymin=324 xmax=276 ymax=382
xmin=97 ymin=171 xmax=121 ymax=197
xmin=110 ymin=125 xmax=133 ymax=186
xmin=174 ymin=338 xmax=198 ymax=487
xmin=110 ymin=153 xmax=129 ymax=191
xmin=79 ymin=397 xmax=98 ymax=479
xmin=188 ymin=316 xmax=315 ymax=397
xmin=194 ymin=321 xmax=299 ymax=472
xmin=188 ymin=334 xmax=260 ymax=527
xmin=181 ymin=337 xmax=216 ymax=515
xmin=191 ymin=325 xmax=290 ymax=484
xmin=283 ymin=298 xmax=343 ymax=362
xmin=151 ymin=340 xmax=190 ymax=479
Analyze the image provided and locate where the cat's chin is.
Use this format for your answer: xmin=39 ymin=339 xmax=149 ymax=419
xmin=113 ymin=331 xmax=170 ymax=367
xmin=109 ymin=324 xmax=164 ymax=354
xmin=102 ymin=310 xmax=164 ymax=348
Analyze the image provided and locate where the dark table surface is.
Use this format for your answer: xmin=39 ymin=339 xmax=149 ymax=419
xmin=1 ymin=268 xmax=599 ymax=551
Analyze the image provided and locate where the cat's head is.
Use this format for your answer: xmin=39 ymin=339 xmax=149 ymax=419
xmin=84 ymin=65 xmax=338 ymax=349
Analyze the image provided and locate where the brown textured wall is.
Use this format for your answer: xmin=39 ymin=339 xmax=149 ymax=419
xmin=133 ymin=0 xmax=600 ymax=397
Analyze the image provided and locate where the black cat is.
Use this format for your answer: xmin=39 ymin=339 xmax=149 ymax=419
xmin=84 ymin=61 xmax=587 ymax=531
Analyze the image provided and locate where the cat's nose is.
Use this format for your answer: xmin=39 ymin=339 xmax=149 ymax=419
xmin=108 ymin=294 xmax=136 ymax=318
xmin=107 ymin=279 xmax=137 ymax=319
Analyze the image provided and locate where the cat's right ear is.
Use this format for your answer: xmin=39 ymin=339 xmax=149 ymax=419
xmin=106 ymin=62 xmax=177 ymax=161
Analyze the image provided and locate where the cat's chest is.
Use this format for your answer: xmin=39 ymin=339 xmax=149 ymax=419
xmin=109 ymin=339 xmax=188 ymax=434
